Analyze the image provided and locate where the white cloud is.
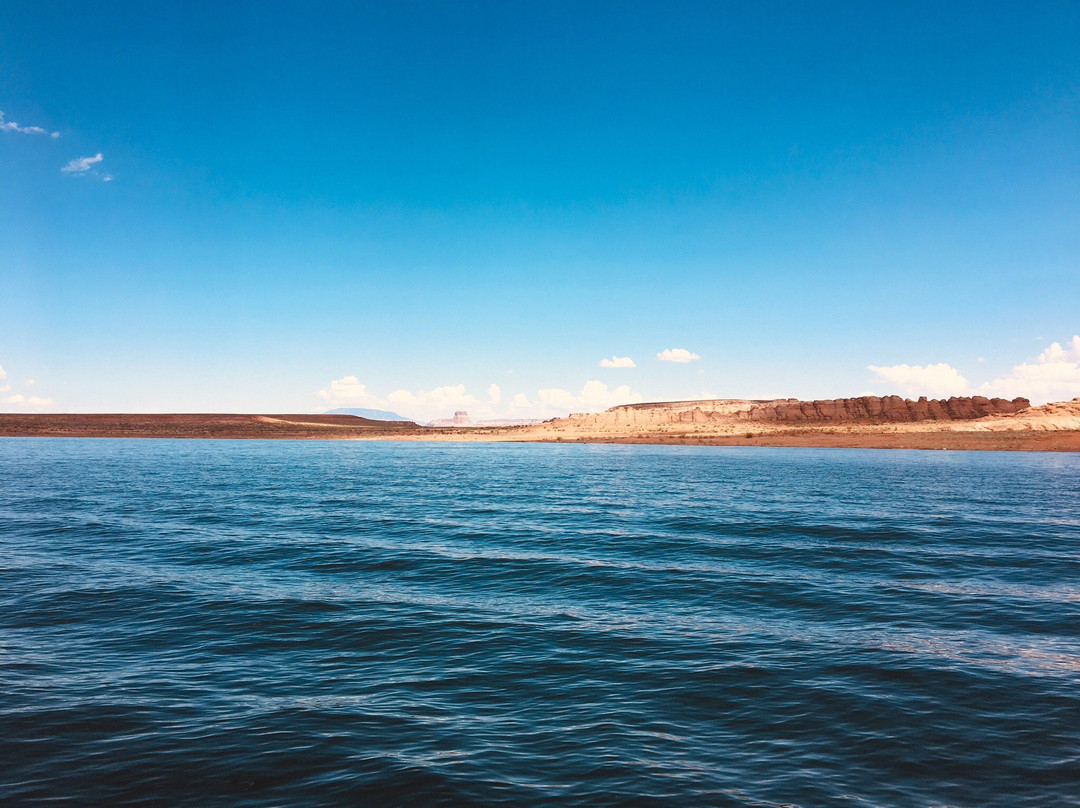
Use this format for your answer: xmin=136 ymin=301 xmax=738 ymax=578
xmin=316 ymin=373 xmax=650 ymax=421
xmin=62 ymin=153 xmax=103 ymax=173
xmin=0 ymin=364 xmax=57 ymax=411
xmin=657 ymin=348 xmax=700 ymax=364
xmin=509 ymin=380 xmax=644 ymax=418
xmin=316 ymin=375 xmax=382 ymax=408
xmin=0 ymin=110 xmax=59 ymax=137
xmin=1036 ymin=335 xmax=1080 ymax=364
xmin=867 ymin=338 xmax=1080 ymax=405
xmin=1 ymin=393 xmax=55 ymax=411
xmin=599 ymin=355 xmax=636 ymax=368
xmin=979 ymin=335 xmax=1080 ymax=404
xmin=317 ymin=377 xmax=637 ymax=421
xmin=385 ymin=384 xmax=481 ymax=421
xmin=867 ymin=363 xmax=970 ymax=397
xmin=316 ymin=375 xmax=491 ymax=422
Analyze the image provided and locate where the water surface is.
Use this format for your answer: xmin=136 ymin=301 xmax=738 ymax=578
xmin=2 ymin=440 xmax=1078 ymax=806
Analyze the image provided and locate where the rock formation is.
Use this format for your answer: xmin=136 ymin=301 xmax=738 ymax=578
xmin=429 ymin=411 xmax=473 ymax=427
xmin=742 ymin=395 xmax=1030 ymax=423
xmin=561 ymin=396 xmax=1031 ymax=429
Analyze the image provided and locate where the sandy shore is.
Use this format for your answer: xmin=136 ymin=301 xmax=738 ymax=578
xmin=405 ymin=425 xmax=1080 ymax=452
xmin=3 ymin=397 xmax=1080 ymax=451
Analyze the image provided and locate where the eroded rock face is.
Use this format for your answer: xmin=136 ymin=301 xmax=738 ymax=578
xmin=557 ymin=396 xmax=1032 ymax=430
xmin=743 ymin=396 xmax=1030 ymax=423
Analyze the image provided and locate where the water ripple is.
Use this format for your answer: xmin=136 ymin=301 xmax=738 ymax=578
xmin=1 ymin=440 xmax=1078 ymax=807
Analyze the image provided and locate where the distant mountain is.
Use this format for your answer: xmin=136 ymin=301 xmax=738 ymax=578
xmin=326 ymin=407 xmax=413 ymax=422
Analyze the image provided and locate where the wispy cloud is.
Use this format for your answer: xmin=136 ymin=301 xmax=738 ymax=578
xmin=599 ymin=355 xmax=636 ymax=368
xmin=2 ymin=393 xmax=55 ymax=409
xmin=62 ymin=153 xmax=104 ymax=174
xmin=0 ymin=109 xmax=59 ymax=138
xmin=0 ymin=363 xmax=57 ymax=411
xmin=657 ymin=348 xmax=700 ymax=364
xmin=0 ymin=111 xmax=112 ymax=180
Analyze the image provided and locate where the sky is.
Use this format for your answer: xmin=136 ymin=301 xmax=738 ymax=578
xmin=2 ymin=1 xmax=1079 ymax=420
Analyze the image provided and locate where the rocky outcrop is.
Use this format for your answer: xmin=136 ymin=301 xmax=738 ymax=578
xmin=561 ymin=396 xmax=1031 ymax=429
xmin=973 ymin=398 xmax=1080 ymax=431
xmin=743 ymin=395 xmax=1030 ymax=423
xmin=567 ymin=400 xmax=753 ymax=428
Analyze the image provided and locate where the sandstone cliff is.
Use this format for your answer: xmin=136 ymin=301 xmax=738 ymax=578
xmin=560 ymin=396 xmax=1031 ymax=429
xmin=972 ymin=398 xmax=1080 ymax=432
xmin=742 ymin=395 xmax=1029 ymax=423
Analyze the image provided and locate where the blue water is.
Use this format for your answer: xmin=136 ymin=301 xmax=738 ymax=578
xmin=2 ymin=439 xmax=1078 ymax=807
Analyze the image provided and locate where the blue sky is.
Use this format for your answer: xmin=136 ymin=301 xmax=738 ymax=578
xmin=2 ymin=1 xmax=1079 ymax=419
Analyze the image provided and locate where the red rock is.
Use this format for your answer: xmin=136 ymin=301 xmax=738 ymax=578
xmin=744 ymin=395 xmax=1029 ymax=424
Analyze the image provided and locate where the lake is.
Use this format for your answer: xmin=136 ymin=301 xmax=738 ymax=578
xmin=2 ymin=439 xmax=1078 ymax=806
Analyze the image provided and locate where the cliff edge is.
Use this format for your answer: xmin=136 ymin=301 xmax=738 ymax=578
xmin=560 ymin=396 xmax=1031 ymax=428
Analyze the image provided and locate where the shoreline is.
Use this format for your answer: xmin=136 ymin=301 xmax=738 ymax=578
xmin=2 ymin=413 xmax=1079 ymax=451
